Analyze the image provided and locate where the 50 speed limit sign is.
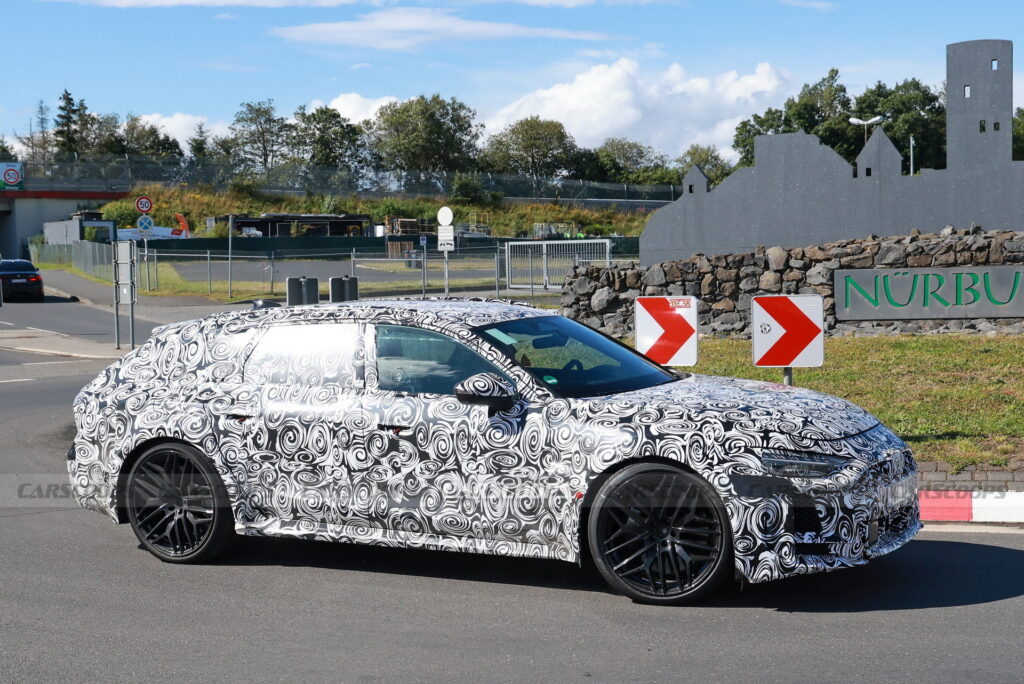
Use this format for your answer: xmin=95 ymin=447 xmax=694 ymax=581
xmin=135 ymin=196 xmax=153 ymax=214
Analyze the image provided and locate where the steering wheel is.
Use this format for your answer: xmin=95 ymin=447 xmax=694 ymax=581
xmin=562 ymin=359 xmax=584 ymax=371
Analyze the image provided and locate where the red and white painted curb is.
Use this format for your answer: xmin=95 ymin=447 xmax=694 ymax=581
xmin=919 ymin=490 xmax=1024 ymax=523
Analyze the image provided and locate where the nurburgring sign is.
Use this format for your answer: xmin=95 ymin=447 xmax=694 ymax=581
xmin=835 ymin=266 xmax=1024 ymax=320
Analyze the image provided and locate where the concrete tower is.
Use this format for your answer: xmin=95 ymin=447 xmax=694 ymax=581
xmin=946 ymin=39 xmax=1014 ymax=170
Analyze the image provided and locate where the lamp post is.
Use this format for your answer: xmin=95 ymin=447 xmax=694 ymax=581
xmin=849 ymin=115 xmax=884 ymax=144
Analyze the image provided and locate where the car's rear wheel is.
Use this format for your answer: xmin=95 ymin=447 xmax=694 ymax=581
xmin=125 ymin=443 xmax=233 ymax=563
xmin=587 ymin=462 xmax=732 ymax=605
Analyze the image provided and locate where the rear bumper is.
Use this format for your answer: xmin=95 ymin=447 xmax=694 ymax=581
xmin=1 ymin=281 xmax=44 ymax=298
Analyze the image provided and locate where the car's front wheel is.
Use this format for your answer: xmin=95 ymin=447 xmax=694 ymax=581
xmin=587 ymin=462 xmax=732 ymax=605
xmin=125 ymin=443 xmax=234 ymax=563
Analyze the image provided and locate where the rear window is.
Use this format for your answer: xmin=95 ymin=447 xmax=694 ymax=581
xmin=0 ymin=260 xmax=36 ymax=272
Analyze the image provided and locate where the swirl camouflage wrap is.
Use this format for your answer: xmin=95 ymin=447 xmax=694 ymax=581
xmin=68 ymin=298 xmax=920 ymax=585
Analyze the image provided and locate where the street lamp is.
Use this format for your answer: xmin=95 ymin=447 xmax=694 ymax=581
xmin=849 ymin=115 xmax=884 ymax=144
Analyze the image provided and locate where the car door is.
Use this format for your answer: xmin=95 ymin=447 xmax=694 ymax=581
xmin=360 ymin=323 xmax=531 ymax=541
xmin=236 ymin=320 xmax=370 ymax=531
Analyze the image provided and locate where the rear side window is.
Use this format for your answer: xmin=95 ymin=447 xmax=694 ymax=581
xmin=245 ymin=323 xmax=362 ymax=387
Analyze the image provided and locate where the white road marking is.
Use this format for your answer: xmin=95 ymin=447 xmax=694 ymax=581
xmin=922 ymin=522 xmax=1024 ymax=534
xmin=0 ymin=321 xmax=13 ymax=326
xmin=23 ymin=360 xmax=87 ymax=366
xmin=26 ymin=326 xmax=69 ymax=337
xmin=0 ymin=378 xmax=33 ymax=384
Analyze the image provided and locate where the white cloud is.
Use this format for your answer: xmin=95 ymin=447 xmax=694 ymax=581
xmin=308 ymin=93 xmax=399 ymax=122
xmin=486 ymin=59 xmax=788 ymax=160
xmin=272 ymin=8 xmax=608 ymax=51
xmin=137 ymin=112 xmax=231 ymax=148
xmin=214 ymin=12 xmax=238 ymax=18
xmin=45 ymin=0 xmax=359 ymax=7
xmin=779 ymin=0 xmax=837 ymax=11
xmin=350 ymin=63 xmax=373 ymax=70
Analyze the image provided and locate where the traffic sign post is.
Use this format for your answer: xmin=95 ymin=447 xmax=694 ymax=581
xmin=437 ymin=206 xmax=455 ymax=295
xmin=751 ymin=295 xmax=824 ymax=385
xmin=135 ymin=196 xmax=153 ymax=214
xmin=136 ymin=215 xmax=154 ymax=235
xmin=112 ymin=240 xmax=138 ymax=350
xmin=635 ymin=296 xmax=699 ymax=366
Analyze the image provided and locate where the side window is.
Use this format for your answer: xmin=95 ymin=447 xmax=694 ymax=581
xmin=244 ymin=323 xmax=362 ymax=387
xmin=375 ymin=325 xmax=509 ymax=395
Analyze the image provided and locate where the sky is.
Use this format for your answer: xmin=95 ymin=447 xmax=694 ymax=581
xmin=2 ymin=0 xmax=1023 ymax=161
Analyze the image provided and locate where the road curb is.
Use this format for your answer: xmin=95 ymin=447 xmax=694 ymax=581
xmin=44 ymin=285 xmax=88 ymax=305
xmin=919 ymin=490 xmax=1024 ymax=523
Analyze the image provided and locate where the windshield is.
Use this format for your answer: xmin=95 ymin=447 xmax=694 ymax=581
xmin=478 ymin=316 xmax=677 ymax=398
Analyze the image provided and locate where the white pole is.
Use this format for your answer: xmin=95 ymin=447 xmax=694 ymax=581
xmin=909 ymin=135 xmax=915 ymax=176
xmin=227 ymin=214 xmax=234 ymax=300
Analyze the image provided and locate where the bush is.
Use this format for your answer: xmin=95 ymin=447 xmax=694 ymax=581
xmin=102 ymin=201 xmax=138 ymax=228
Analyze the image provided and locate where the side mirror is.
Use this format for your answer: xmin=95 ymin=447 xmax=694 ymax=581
xmin=454 ymin=372 xmax=517 ymax=411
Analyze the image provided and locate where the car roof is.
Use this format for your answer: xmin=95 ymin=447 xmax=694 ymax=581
xmin=190 ymin=297 xmax=552 ymax=338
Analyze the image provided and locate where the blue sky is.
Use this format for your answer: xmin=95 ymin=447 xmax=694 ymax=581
xmin=3 ymin=0 xmax=1022 ymax=160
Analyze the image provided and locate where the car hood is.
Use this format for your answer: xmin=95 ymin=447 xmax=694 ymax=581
xmin=591 ymin=374 xmax=879 ymax=445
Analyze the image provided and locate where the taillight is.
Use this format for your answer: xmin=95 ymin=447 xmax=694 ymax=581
xmin=28 ymin=275 xmax=41 ymax=282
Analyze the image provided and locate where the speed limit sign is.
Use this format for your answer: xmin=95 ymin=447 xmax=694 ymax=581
xmin=135 ymin=196 xmax=153 ymax=214
xmin=2 ymin=167 xmax=21 ymax=185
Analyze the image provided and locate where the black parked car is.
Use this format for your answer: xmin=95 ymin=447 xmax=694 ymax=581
xmin=0 ymin=259 xmax=44 ymax=302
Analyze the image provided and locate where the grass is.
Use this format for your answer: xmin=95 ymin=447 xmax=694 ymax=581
xmin=99 ymin=184 xmax=650 ymax=238
xmin=685 ymin=336 xmax=1024 ymax=471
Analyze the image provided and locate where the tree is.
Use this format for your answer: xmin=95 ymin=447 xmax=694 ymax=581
xmin=229 ymin=99 xmax=291 ymax=173
xmin=0 ymin=137 xmax=16 ymax=162
xmin=481 ymin=116 xmax=577 ymax=178
xmin=123 ymin=116 xmax=182 ymax=157
xmin=733 ymin=69 xmax=858 ymax=165
xmin=15 ymin=101 xmax=53 ymax=164
xmin=288 ymin=105 xmax=365 ymax=172
xmin=53 ymin=89 xmax=89 ymax=159
xmin=675 ymin=144 xmax=733 ymax=187
xmin=187 ymin=122 xmax=211 ymax=159
xmin=853 ymin=78 xmax=945 ymax=171
xmin=732 ymin=69 xmax=947 ymax=172
xmin=368 ymin=94 xmax=482 ymax=173
xmin=81 ymin=112 xmax=126 ymax=156
xmin=1014 ymin=107 xmax=1024 ymax=161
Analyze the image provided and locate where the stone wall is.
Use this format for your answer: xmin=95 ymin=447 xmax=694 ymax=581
xmin=561 ymin=227 xmax=1024 ymax=337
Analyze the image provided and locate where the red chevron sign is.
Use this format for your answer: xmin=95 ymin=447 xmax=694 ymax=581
xmin=635 ymin=296 xmax=698 ymax=366
xmin=752 ymin=295 xmax=824 ymax=367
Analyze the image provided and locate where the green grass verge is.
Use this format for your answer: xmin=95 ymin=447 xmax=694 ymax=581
xmin=685 ymin=336 xmax=1024 ymax=471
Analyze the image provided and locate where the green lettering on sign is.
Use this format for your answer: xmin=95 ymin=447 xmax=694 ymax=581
xmin=844 ymin=274 xmax=880 ymax=308
xmin=983 ymin=271 xmax=1021 ymax=305
xmin=922 ymin=273 xmax=950 ymax=307
xmin=882 ymin=273 xmax=919 ymax=307
xmin=955 ymin=272 xmax=981 ymax=306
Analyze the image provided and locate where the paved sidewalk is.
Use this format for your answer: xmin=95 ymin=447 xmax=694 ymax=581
xmin=0 ymin=328 xmax=125 ymax=359
xmin=42 ymin=269 xmax=251 ymax=324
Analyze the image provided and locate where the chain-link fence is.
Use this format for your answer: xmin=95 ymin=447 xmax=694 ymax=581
xmin=31 ymin=241 xmax=644 ymax=307
xmin=19 ymin=155 xmax=681 ymax=204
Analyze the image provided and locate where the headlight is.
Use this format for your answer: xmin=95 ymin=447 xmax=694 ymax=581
xmin=760 ymin=451 xmax=847 ymax=478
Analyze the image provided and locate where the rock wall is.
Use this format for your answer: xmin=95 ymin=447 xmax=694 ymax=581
xmin=561 ymin=227 xmax=1024 ymax=337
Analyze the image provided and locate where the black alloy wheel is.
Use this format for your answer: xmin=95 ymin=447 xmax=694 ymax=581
xmin=588 ymin=463 xmax=732 ymax=605
xmin=126 ymin=443 xmax=233 ymax=563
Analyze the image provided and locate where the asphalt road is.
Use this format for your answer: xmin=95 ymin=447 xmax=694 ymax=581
xmin=0 ymin=295 xmax=159 ymax=344
xmin=2 ymin=318 xmax=1024 ymax=681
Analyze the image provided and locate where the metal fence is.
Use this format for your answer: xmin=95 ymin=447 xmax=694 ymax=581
xmin=506 ymin=239 xmax=611 ymax=291
xmin=19 ymin=155 xmax=681 ymax=203
xmin=31 ymin=240 xmax=639 ymax=306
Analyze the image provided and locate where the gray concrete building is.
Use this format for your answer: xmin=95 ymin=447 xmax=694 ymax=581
xmin=640 ymin=39 xmax=1023 ymax=265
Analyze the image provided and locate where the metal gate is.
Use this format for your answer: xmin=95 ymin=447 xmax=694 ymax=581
xmin=506 ymin=239 xmax=611 ymax=290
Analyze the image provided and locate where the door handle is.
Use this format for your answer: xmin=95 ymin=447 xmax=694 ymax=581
xmin=378 ymin=423 xmax=412 ymax=436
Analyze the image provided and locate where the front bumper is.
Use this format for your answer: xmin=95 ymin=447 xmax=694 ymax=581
xmin=730 ymin=435 xmax=921 ymax=584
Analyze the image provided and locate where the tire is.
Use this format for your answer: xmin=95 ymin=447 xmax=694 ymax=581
xmin=125 ymin=443 xmax=234 ymax=563
xmin=587 ymin=462 xmax=733 ymax=605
